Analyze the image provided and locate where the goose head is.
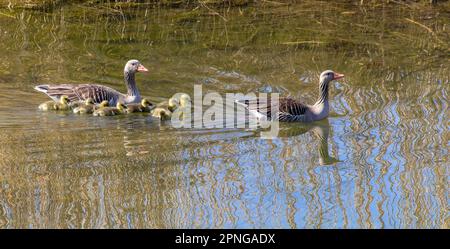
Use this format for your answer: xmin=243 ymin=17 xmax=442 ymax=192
xmin=124 ymin=59 xmax=148 ymax=74
xmin=60 ymin=95 xmax=69 ymax=104
xmin=85 ymin=98 xmax=95 ymax=105
xmin=319 ymin=70 xmax=344 ymax=84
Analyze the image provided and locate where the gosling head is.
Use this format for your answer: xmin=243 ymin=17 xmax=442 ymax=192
xmin=168 ymin=93 xmax=191 ymax=111
xmin=124 ymin=59 xmax=148 ymax=74
xmin=319 ymin=70 xmax=344 ymax=85
xmin=85 ymin=98 xmax=95 ymax=105
xmin=60 ymin=95 xmax=69 ymax=104
xmin=179 ymin=94 xmax=191 ymax=107
xmin=168 ymin=98 xmax=179 ymax=112
xmin=159 ymin=109 xmax=171 ymax=120
xmin=141 ymin=98 xmax=151 ymax=107
xmin=116 ymin=102 xmax=127 ymax=111
xmin=99 ymin=100 xmax=109 ymax=107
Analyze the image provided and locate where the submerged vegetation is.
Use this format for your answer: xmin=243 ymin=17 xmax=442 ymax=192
xmin=0 ymin=0 xmax=448 ymax=84
xmin=0 ymin=0 xmax=448 ymax=10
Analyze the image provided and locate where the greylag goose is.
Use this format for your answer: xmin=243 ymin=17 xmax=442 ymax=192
xmin=38 ymin=95 xmax=70 ymax=111
xmin=237 ymin=70 xmax=344 ymax=122
xmin=126 ymin=98 xmax=155 ymax=113
xmin=93 ymin=102 xmax=127 ymax=117
xmin=34 ymin=59 xmax=148 ymax=106
xmin=73 ymin=98 xmax=95 ymax=114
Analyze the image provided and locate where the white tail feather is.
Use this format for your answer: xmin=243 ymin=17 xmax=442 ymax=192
xmin=234 ymin=99 xmax=267 ymax=119
xmin=34 ymin=85 xmax=49 ymax=93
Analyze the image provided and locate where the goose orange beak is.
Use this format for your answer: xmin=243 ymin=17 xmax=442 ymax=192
xmin=137 ymin=64 xmax=149 ymax=73
xmin=333 ymin=72 xmax=344 ymax=80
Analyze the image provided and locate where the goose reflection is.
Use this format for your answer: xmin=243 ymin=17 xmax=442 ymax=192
xmin=276 ymin=119 xmax=340 ymax=165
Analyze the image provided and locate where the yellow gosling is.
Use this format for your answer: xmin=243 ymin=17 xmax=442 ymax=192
xmin=168 ymin=93 xmax=191 ymax=112
xmin=73 ymin=98 xmax=95 ymax=114
xmin=93 ymin=102 xmax=127 ymax=117
xmin=39 ymin=95 xmax=70 ymax=111
xmin=152 ymin=107 xmax=172 ymax=121
xmin=126 ymin=98 xmax=155 ymax=113
xmin=38 ymin=100 xmax=57 ymax=111
xmin=95 ymin=100 xmax=110 ymax=110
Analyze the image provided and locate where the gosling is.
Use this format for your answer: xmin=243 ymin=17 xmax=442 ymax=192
xmin=155 ymin=93 xmax=190 ymax=111
xmin=168 ymin=93 xmax=191 ymax=112
xmin=38 ymin=95 xmax=70 ymax=111
xmin=73 ymin=98 xmax=95 ymax=114
xmin=126 ymin=98 xmax=155 ymax=113
xmin=93 ymin=102 xmax=127 ymax=117
xmin=152 ymin=107 xmax=172 ymax=121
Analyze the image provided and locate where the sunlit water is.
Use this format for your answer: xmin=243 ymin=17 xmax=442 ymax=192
xmin=0 ymin=2 xmax=448 ymax=228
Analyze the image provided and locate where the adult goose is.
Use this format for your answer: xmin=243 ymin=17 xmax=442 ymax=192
xmin=237 ymin=70 xmax=344 ymax=122
xmin=34 ymin=59 xmax=148 ymax=106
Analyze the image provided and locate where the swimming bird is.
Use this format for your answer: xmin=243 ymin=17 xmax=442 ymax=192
xmin=237 ymin=70 xmax=344 ymax=122
xmin=168 ymin=93 xmax=191 ymax=112
xmin=93 ymin=102 xmax=127 ymax=117
xmin=68 ymin=100 xmax=85 ymax=109
xmin=73 ymin=98 xmax=95 ymax=114
xmin=151 ymin=107 xmax=172 ymax=121
xmin=97 ymin=100 xmax=110 ymax=109
xmin=34 ymin=59 xmax=149 ymax=106
xmin=155 ymin=93 xmax=191 ymax=112
xmin=38 ymin=95 xmax=70 ymax=111
xmin=125 ymin=98 xmax=155 ymax=113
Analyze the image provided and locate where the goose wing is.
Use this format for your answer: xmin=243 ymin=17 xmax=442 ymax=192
xmin=35 ymin=84 xmax=122 ymax=104
xmin=237 ymin=97 xmax=309 ymax=121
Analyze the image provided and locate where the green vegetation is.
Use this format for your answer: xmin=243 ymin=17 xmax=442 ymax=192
xmin=0 ymin=0 xmax=447 ymax=10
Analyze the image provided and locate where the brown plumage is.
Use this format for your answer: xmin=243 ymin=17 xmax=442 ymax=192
xmin=237 ymin=70 xmax=344 ymax=122
xmin=34 ymin=60 xmax=148 ymax=106
xmin=240 ymin=97 xmax=308 ymax=121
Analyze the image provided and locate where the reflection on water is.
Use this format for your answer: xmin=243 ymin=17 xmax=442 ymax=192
xmin=278 ymin=120 xmax=341 ymax=166
xmin=0 ymin=2 xmax=448 ymax=228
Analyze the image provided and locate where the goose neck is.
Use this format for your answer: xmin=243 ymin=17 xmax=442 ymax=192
xmin=124 ymin=71 xmax=140 ymax=97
